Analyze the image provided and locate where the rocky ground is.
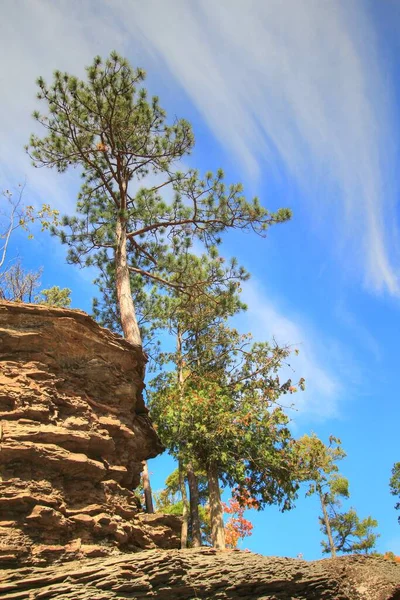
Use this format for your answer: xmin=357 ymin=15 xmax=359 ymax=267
xmin=1 ymin=548 xmax=400 ymax=599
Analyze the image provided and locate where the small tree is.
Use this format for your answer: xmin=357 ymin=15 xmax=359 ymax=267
xmin=1 ymin=184 xmax=58 ymax=273
xmin=295 ymin=434 xmax=348 ymax=557
xmin=390 ymin=463 xmax=400 ymax=525
xmin=27 ymin=52 xmax=291 ymax=348
xmin=321 ymin=509 xmax=379 ymax=555
xmin=1 ymin=184 xmax=59 ymax=302
xmin=295 ymin=434 xmax=379 ymax=556
xmin=36 ymin=286 xmax=71 ymax=307
xmin=0 ymin=259 xmax=42 ymax=302
xmin=223 ymin=488 xmax=258 ymax=549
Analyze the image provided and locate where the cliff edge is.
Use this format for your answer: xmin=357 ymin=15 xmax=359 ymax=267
xmin=0 ymin=301 xmax=180 ymax=566
xmin=1 ymin=548 xmax=400 ymax=599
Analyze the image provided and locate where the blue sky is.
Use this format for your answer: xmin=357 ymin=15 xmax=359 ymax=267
xmin=1 ymin=0 xmax=399 ymax=559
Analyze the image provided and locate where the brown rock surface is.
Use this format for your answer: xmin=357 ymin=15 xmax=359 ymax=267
xmin=0 ymin=548 xmax=399 ymax=599
xmin=0 ymin=302 xmax=180 ymax=566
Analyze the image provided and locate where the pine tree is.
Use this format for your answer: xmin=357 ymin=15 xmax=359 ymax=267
xmin=390 ymin=462 xmax=400 ymax=524
xmin=93 ymin=244 xmax=249 ymax=525
xmin=27 ymin=52 xmax=291 ymax=348
xmin=320 ymin=509 xmax=379 ymax=555
xmin=295 ymin=434 xmax=379 ymax=556
xmin=294 ymin=434 xmax=348 ymax=557
xmin=36 ymin=286 xmax=71 ymax=307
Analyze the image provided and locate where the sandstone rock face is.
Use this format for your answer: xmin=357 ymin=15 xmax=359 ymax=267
xmin=0 ymin=548 xmax=399 ymax=600
xmin=0 ymin=302 xmax=180 ymax=566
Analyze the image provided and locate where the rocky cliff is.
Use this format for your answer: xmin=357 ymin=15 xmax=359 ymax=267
xmin=0 ymin=302 xmax=180 ymax=566
xmin=0 ymin=548 xmax=399 ymax=600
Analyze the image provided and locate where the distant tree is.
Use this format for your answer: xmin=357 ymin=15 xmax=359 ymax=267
xmin=295 ymin=434 xmax=379 ymax=556
xmin=294 ymin=434 xmax=348 ymax=557
xmin=390 ymin=462 xmax=400 ymax=524
xmin=154 ymin=469 xmax=211 ymax=546
xmin=321 ymin=509 xmax=379 ymax=555
xmin=384 ymin=551 xmax=400 ymax=563
xmin=0 ymin=259 xmax=42 ymax=302
xmin=1 ymin=184 xmax=59 ymax=274
xmin=36 ymin=285 xmax=72 ymax=307
xmin=1 ymin=184 xmax=59 ymax=302
xmin=27 ymin=52 xmax=291 ymax=348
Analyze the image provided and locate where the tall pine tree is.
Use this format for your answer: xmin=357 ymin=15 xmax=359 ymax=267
xmin=27 ymin=52 xmax=291 ymax=348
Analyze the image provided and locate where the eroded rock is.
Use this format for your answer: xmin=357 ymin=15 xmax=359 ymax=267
xmin=0 ymin=302 xmax=180 ymax=565
xmin=0 ymin=549 xmax=399 ymax=599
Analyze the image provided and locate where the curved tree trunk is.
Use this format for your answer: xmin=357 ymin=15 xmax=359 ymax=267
xmin=115 ymin=216 xmax=142 ymax=347
xmin=179 ymin=461 xmax=189 ymax=548
xmin=207 ymin=460 xmax=225 ymax=549
xmin=187 ymin=464 xmax=202 ymax=547
xmin=142 ymin=460 xmax=154 ymax=514
xmin=320 ymin=492 xmax=336 ymax=557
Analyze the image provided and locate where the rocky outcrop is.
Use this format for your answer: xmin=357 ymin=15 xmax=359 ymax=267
xmin=0 ymin=548 xmax=399 ymax=599
xmin=0 ymin=302 xmax=180 ymax=566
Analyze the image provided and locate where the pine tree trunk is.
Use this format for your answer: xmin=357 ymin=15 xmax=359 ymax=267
xmin=207 ymin=460 xmax=225 ymax=549
xmin=115 ymin=216 xmax=142 ymax=347
xmin=320 ymin=492 xmax=336 ymax=557
xmin=187 ymin=464 xmax=202 ymax=547
xmin=179 ymin=461 xmax=189 ymax=548
xmin=176 ymin=329 xmax=190 ymax=547
xmin=142 ymin=460 xmax=154 ymax=514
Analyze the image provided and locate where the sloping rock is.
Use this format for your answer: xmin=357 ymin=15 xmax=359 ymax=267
xmin=0 ymin=548 xmax=399 ymax=599
xmin=0 ymin=302 xmax=180 ymax=566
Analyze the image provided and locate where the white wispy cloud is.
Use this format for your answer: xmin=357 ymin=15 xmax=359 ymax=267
xmin=112 ymin=0 xmax=400 ymax=296
xmin=0 ymin=0 xmax=124 ymax=209
xmin=1 ymin=1 xmax=398 ymax=293
xmin=239 ymin=280 xmax=341 ymax=421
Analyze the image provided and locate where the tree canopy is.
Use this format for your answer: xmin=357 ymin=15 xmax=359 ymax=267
xmin=27 ymin=51 xmax=291 ymax=346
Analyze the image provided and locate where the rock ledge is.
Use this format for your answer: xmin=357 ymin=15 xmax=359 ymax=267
xmin=0 ymin=302 xmax=180 ymax=566
xmin=1 ymin=548 xmax=399 ymax=599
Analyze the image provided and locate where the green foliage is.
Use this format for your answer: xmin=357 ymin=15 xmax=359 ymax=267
xmin=294 ymin=433 xmax=349 ymax=510
xmin=154 ymin=469 xmax=211 ymax=545
xmin=35 ymin=286 xmax=72 ymax=307
xmin=390 ymin=462 xmax=400 ymax=524
xmin=150 ymin=335 xmax=304 ymax=511
xmin=294 ymin=433 xmax=347 ymax=492
xmin=295 ymin=435 xmax=379 ymax=556
xmin=27 ymin=53 xmax=291 ymax=323
xmin=321 ymin=509 xmax=379 ymax=555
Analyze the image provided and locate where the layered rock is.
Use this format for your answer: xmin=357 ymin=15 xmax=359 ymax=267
xmin=0 ymin=302 xmax=180 ymax=566
xmin=1 ymin=548 xmax=400 ymax=600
